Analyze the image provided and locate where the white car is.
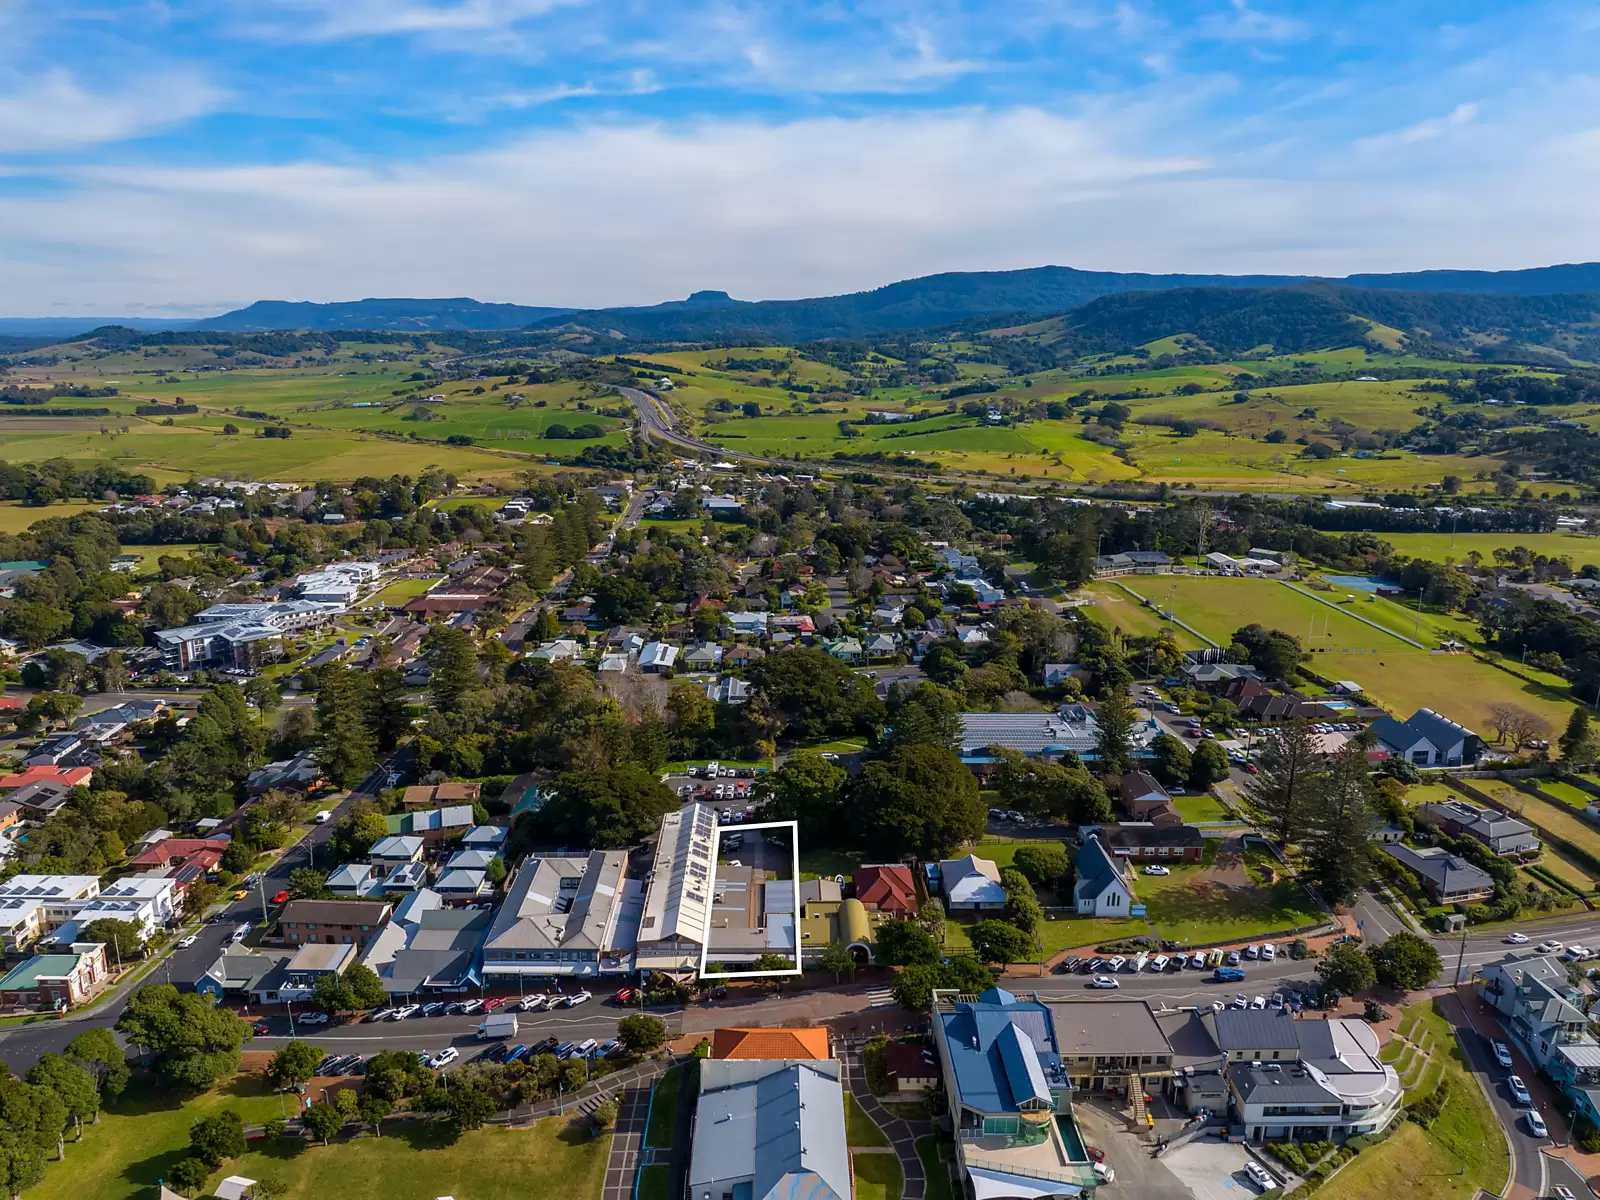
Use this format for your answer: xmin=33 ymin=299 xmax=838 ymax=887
xmin=298 ymin=1011 xmax=329 ymax=1026
xmin=1527 ymin=1110 xmax=1548 ymax=1138
xmin=1092 ymin=1163 xmax=1115 ymax=1185
xmin=431 ymin=1047 xmax=460 ymax=1069
xmin=1509 ymin=1075 xmax=1532 ymax=1106
xmin=1210 ymin=1001 xmax=1226 ymax=1013
xmin=518 ymin=995 xmax=548 ymax=1012
xmin=391 ymin=1005 xmax=419 ymax=1021
xmin=1537 ymin=940 xmax=1564 ymax=954
xmin=1243 ymin=1162 xmax=1275 ymax=1191
xmin=1090 ymin=975 xmax=1120 ymax=989
xmin=1232 ymin=994 xmax=1249 ymax=1008
xmin=1493 ymin=1041 xmax=1513 ymax=1069
xmin=1553 ymin=1187 xmax=1578 ymax=1200
xmin=1250 ymin=995 xmax=1267 ymax=1009
xmin=1505 ymin=932 xmax=1529 ymax=944
xmin=1261 ymin=944 xmax=1276 ymax=962
xmin=564 ymin=990 xmax=593 ymax=1008
xmin=1143 ymin=865 xmax=1171 ymax=876
xmin=459 ymin=998 xmax=484 ymax=1014
xmin=176 ymin=934 xmax=198 ymax=949
xmin=1565 ymin=945 xmax=1591 ymax=962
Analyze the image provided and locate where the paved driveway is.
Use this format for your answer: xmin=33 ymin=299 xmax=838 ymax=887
xmin=602 ymin=1088 xmax=648 ymax=1200
xmin=1162 ymin=1141 xmax=1275 ymax=1200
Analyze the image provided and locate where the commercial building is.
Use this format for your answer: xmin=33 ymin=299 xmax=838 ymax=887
xmin=1370 ymin=708 xmax=1483 ymax=767
xmin=0 ymin=875 xmax=102 ymax=951
xmin=368 ymin=908 xmax=490 ymax=999
xmin=958 ymin=705 xmax=1157 ymax=771
xmin=635 ymin=803 xmax=717 ymax=973
xmin=0 ymin=943 xmax=109 ymax=1010
xmin=51 ymin=875 xmax=177 ymax=945
xmin=931 ymin=987 xmax=1099 ymax=1198
xmin=1049 ymin=1000 xmax=1175 ymax=1100
xmin=195 ymin=600 xmax=337 ymax=632
xmin=155 ymin=622 xmax=284 ymax=672
xmin=690 ymin=1059 xmax=852 ymax=1200
xmin=277 ymin=899 xmax=392 ymax=950
xmin=481 ymin=851 xmax=631 ymax=980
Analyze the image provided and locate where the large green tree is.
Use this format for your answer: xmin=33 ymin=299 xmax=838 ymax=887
xmin=1316 ymin=942 xmax=1377 ymax=995
xmin=314 ymin=664 xmax=376 ymax=788
xmin=1561 ymin=706 xmax=1598 ymax=766
xmin=854 ymin=743 xmax=984 ymax=859
xmin=269 ymin=1041 xmax=323 ymax=1089
xmin=115 ymin=985 xmax=250 ymax=1090
xmin=745 ymin=648 xmax=882 ymax=739
xmin=188 ymin=1110 xmax=247 ymax=1166
xmin=427 ymin=627 xmax=480 ymax=708
xmin=872 ymin=919 xmax=942 ymax=967
xmin=883 ymin=683 xmax=963 ymax=752
xmin=968 ymin=919 xmax=1036 ymax=964
xmin=532 ymin=764 xmax=680 ymax=849
xmin=64 ymin=1028 xmax=128 ymax=1102
xmin=1093 ymin=686 xmax=1136 ymax=776
xmin=1302 ymin=748 xmax=1378 ymax=905
xmin=1188 ymin=739 xmax=1230 ymax=791
xmin=755 ymin=752 xmax=847 ymax=841
xmin=1369 ymin=931 xmax=1442 ymax=991
xmin=24 ymin=1055 xmax=99 ymax=1138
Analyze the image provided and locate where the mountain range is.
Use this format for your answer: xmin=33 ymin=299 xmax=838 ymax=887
xmin=7 ymin=261 xmax=1600 ymax=346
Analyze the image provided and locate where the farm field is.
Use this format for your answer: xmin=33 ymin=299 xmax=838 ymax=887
xmin=1377 ymin=531 xmax=1600 ymax=569
xmin=1111 ymin=577 xmax=1575 ymax=732
xmin=1132 ymin=842 xmax=1326 ymax=945
xmin=0 ymin=499 xmax=104 ymax=534
xmin=1533 ymin=779 xmax=1595 ymax=810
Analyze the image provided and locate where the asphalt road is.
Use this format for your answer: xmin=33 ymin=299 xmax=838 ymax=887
xmin=1454 ymin=1007 xmax=1552 ymax=1196
xmin=0 ymin=756 xmax=393 ymax=1076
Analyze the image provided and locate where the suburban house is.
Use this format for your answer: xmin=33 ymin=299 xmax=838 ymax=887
xmin=0 ymin=766 xmax=93 ymax=793
xmin=1073 ymin=835 xmax=1135 ymax=917
xmin=931 ymin=987 xmax=1098 ymax=1197
xmin=1101 ymin=823 xmax=1205 ymax=862
xmin=689 ymin=1058 xmax=852 ymax=1200
xmin=244 ymin=750 xmax=322 ymax=796
xmin=277 ymin=899 xmax=391 ymax=950
xmin=853 ymin=865 xmax=919 ymax=917
xmin=1382 ymin=844 xmax=1495 ymax=904
xmin=638 ymin=642 xmax=678 ymax=673
xmin=0 ymin=942 xmax=109 ymax=1011
xmin=710 ymin=1027 xmax=831 ymax=1060
xmin=884 ymin=1042 xmax=941 ymax=1094
xmin=399 ymin=782 xmax=481 ymax=810
xmin=1370 ymin=709 xmax=1483 ymax=767
xmin=369 ymin=835 xmax=426 ymax=874
xmin=939 ymin=854 xmax=1007 ymax=912
xmin=1480 ymin=952 xmax=1594 ymax=1072
xmin=326 ymin=863 xmax=383 ymax=899
xmin=1415 ymin=799 xmax=1540 ymax=856
xmin=385 ymin=805 xmax=474 ymax=844
xmin=125 ymin=836 xmax=230 ymax=875
xmin=1117 ymin=772 xmax=1175 ymax=821
xmin=7 ymin=779 xmax=75 ymax=822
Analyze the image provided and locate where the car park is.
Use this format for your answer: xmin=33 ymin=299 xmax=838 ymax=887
xmin=1090 ymin=975 xmax=1120 ymax=989
xmin=1261 ymin=944 xmax=1276 ymax=962
xmin=555 ymin=1041 xmax=576 ymax=1059
xmin=504 ymin=1044 xmax=529 ymax=1063
xmin=1232 ymin=994 xmax=1248 ymax=1008
xmin=1083 ymin=958 xmax=1104 ymax=973
xmin=1509 ymin=1075 xmax=1532 ymax=1105
xmin=252 ymin=1021 xmax=271 ymax=1035
xmin=1527 ymin=1110 xmax=1548 ymax=1138
xmin=1250 ymin=995 xmax=1267 ymax=1009
xmin=1553 ymin=1187 xmax=1577 ymax=1200
xmin=392 ymin=1005 xmax=420 ymax=1020
xmin=1189 ymin=953 xmax=1207 ymax=969
xmin=421 ymin=1002 xmax=444 ymax=1017
xmin=575 ymin=1038 xmax=599 ymax=1057
xmin=1243 ymin=944 xmax=1260 ymax=960
xmin=518 ymin=995 xmax=547 ymax=1011
xmin=1269 ymin=992 xmax=1284 ymax=1009
xmin=1057 ymin=957 xmax=1082 ymax=974
xmin=483 ymin=997 xmax=506 ymax=1011
xmin=1106 ymin=956 xmax=1126 ymax=972
xmin=1226 ymin=949 xmax=1242 ymax=965
xmin=460 ymin=998 xmax=485 ymax=1014
xmin=565 ymin=990 xmax=593 ymax=1007
xmin=1149 ymin=955 xmax=1169 ymax=972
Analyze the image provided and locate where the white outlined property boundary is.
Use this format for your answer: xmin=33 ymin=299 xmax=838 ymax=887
xmin=697 ymin=819 xmax=804 ymax=979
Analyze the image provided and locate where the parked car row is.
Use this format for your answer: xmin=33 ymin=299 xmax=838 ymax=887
xmin=316 ymin=1053 xmax=366 ymax=1077
xmin=483 ymin=1036 xmax=623 ymax=1064
xmin=1490 ymin=1039 xmax=1549 ymax=1137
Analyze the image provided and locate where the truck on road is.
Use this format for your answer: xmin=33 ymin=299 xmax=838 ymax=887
xmin=477 ymin=1013 xmax=519 ymax=1041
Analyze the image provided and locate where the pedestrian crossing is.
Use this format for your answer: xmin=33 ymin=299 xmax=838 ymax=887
xmin=867 ymin=987 xmax=896 ymax=1008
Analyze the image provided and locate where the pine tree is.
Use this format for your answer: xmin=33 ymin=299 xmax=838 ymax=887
xmin=313 ymin=665 xmax=376 ymax=788
xmin=1241 ymin=719 xmax=1321 ymax=845
xmin=1561 ymin=706 xmax=1597 ymax=765
xmin=1093 ymin=685 xmax=1136 ymax=777
xmin=427 ymin=627 xmax=479 ymax=707
xmin=1302 ymin=747 xmax=1377 ymax=905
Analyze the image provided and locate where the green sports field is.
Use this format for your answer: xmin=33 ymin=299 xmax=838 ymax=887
xmin=1108 ymin=576 xmax=1575 ymax=732
xmin=1376 ymin=531 xmax=1600 ymax=569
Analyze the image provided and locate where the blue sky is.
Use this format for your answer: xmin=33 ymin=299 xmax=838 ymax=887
xmin=2 ymin=0 xmax=1598 ymax=315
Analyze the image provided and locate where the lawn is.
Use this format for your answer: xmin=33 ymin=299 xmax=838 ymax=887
xmin=1173 ymin=793 xmax=1230 ymax=822
xmin=196 ymin=1115 xmax=609 ymax=1200
xmin=799 ymin=848 xmax=868 ymax=882
xmin=852 ymin=1151 xmax=904 ymax=1200
xmin=1533 ymin=779 xmax=1595 ymax=810
xmin=917 ymin=1138 xmax=954 ymax=1200
xmin=370 ymin=576 xmax=443 ymax=606
xmin=636 ymin=1164 xmax=671 ymax=1200
xmin=942 ymin=914 xmax=1152 ymax=959
xmin=26 ymin=1074 xmax=292 ymax=1200
xmin=1378 ymin=531 xmax=1600 ymax=571
xmin=845 ymin=1094 xmax=890 ymax=1147
xmin=1319 ymin=999 xmax=1508 ymax=1200
xmin=645 ymin=1065 xmax=681 ymax=1149
xmin=1132 ymin=845 xmax=1326 ymax=945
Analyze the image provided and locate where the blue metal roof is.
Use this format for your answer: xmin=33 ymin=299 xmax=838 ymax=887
xmin=937 ymin=992 xmax=1063 ymax=1116
xmin=996 ymin=1023 xmax=1050 ymax=1108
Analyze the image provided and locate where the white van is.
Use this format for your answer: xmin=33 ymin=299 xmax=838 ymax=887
xmin=1149 ymin=955 xmax=1169 ymax=973
xmin=313 ymin=810 xmax=333 ymax=824
xmin=1129 ymin=953 xmax=1149 ymax=973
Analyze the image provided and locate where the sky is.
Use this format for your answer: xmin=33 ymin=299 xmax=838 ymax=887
xmin=2 ymin=0 xmax=1599 ymax=316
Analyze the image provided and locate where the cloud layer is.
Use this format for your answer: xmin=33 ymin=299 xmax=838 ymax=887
xmin=1 ymin=0 xmax=1598 ymax=313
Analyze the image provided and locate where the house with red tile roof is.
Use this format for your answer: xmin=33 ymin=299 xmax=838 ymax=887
xmin=0 ymin=766 xmax=93 ymax=793
xmin=126 ymin=836 xmax=230 ymax=874
xmin=710 ymin=1027 xmax=831 ymax=1060
xmin=853 ymin=864 xmax=919 ymax=917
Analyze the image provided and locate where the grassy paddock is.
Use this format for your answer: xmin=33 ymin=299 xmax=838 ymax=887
xmin=1132 ymin=846 xmax=1325 ymax=945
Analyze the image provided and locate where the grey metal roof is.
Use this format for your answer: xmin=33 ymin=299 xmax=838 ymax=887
xmin=1051 ymin=1000 xmax=1173 ymax=1058
xmin=690 ymin=1061 xmax=851 ymax=1200
xmin=1383 ymin=844 xmax=1492 ymax=894
xmin=1228 ymin=1063 xmax=1338 ymax=1105
xmin=1206 ymin=1008 xmax=1299 ymax=1051
xmin=484 ymin=851 xmax=627 ymax=954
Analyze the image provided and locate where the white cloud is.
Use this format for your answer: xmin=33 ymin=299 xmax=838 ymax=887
xmin=1197 ymin=0 xmax=1310 ymax=42
xmin=244 ymin=0 xmax=583 ymax=41
xmin=3 ymin=106 xmax=1600 ymax=314
xmin=1354 ymin=101 xmax=1479 ymax=151
xmin=0 ymin=69 xmax=224 ymax=153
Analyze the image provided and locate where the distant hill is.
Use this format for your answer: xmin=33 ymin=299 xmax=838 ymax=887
xmin=529 ymin=262 xmax=1600 ymax=343
xmin=194 ymin=297 xmax=575 ymax=333
xmin=0 ymin=316 xmax=199 ymax=338
xmin=1007 ymin=284 xmax=1600 ymax=362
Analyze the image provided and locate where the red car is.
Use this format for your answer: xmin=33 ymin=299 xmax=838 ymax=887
xmin=271 ymin=890 xmax=289 ymax=905
xmin=251 ymin=1022 xmax=271 ymax=1035
xmin=615 ymin=988 xmax=636 ymax=1004
xmin=482 ymin=997 xmax=506 ymax=1011
xmin=1086 ymin=1147 xmax=1105 ymax=1163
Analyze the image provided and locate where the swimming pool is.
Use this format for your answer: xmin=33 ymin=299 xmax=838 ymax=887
xmin=1323 ymin=574 xmax=1394 ymax=593
xmin=1055 ymin=1110 xmax=1089 ymax=1162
